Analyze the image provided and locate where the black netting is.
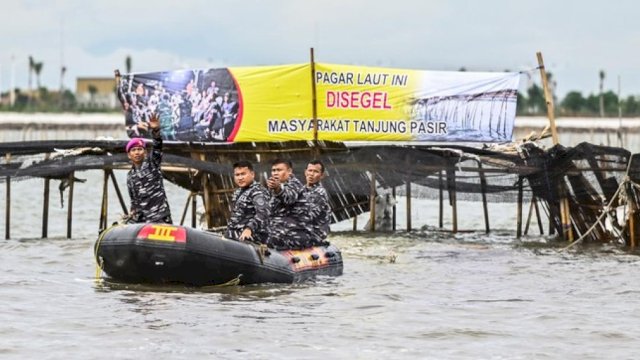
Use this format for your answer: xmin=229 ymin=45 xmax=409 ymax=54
xmin=1 ymin=139 xmax=637 ymax=243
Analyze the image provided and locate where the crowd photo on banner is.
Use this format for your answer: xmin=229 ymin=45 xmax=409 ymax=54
xmin=118 ymin=68 xmax=240 ymax=142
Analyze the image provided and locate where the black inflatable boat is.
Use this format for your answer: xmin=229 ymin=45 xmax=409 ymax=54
xmin=94 ymin=223 xmax=343 ymax=286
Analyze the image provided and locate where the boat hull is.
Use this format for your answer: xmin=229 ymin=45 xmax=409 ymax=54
xmin=95 ymin=223 xmax=343 ymax=286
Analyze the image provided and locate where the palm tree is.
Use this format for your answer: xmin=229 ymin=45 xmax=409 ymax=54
xmin=28 ymin=56 xmax=34 ymax=92
xmin=60 ymin=66 xmax=67 ymax=89
xmin=599 ymin=70 xmax=605 ymax=117
xmin=125 ymin=55 xmax=132 ymax=74
xmin=28 ymin=56 xmax=34 ymax=107
xmin=33 ymin=62 xmax=43 ymax=88
xmin=59 ymin=66 xmax=67 ymax=108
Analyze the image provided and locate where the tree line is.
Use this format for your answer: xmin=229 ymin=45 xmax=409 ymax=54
xmin=518 ymin=71 xmax=640 ymax=117
xmin=0 ymin=55 xmax=134 ymax=113
xmin=1 ymin=57 xmax=639 ymax=117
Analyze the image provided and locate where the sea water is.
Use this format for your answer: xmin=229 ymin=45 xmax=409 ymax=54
xmin=1 ymin=170 xmax=639 ymax=359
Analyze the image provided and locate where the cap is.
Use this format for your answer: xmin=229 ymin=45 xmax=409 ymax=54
xmin=126 ymin=138 xmax=146 ymax=152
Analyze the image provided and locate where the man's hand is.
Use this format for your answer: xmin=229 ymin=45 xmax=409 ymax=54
xmin=149 ymin=113 xmax=160 ymax=130
xmin=239 ymin=228 xmax=253 ymax=241
xmin=266 ymin=176 xmax=282 ymax=193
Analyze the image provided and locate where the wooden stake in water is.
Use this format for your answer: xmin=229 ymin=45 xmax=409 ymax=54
xmin=369 ymin=170 xmax=376 ymax=232
xmin=99 ymin=169 xmax=109 ymax=230
xmin=438 ymin=171 xmax=443 ymax=229
xmin=406 ymin=178 xmax=412 ymax=232
xmin=42 ymin=177 xmax=50 ymax=238
xmin=478 ymin=162 xmax=490 ymax=234
xmin=537 ymin=51 xmax=573 ymax=241
xmin=66 ymin=172 xmax=75 ymax=239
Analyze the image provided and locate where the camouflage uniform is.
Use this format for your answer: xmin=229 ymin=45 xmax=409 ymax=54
xmin=304 ymin=182 xmax=331 ymax=246
xmin=226 ymin=181 xmax=270 ymax=244
xmin=126 ymin=129 xmax=172 ymax=224
xmin=268 ymin=174 xmax=311 ymax=249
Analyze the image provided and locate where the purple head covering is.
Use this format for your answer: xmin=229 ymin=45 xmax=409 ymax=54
xmin=126 ymin=138 xmax=146 ymax=152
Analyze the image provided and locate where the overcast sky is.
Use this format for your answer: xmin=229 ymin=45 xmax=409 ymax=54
xmin=1 ymin=0 xmax=638 ymax=98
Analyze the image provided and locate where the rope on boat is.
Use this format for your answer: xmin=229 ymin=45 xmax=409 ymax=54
xmin=563 ymin=154 xmax=637 ymax=250
xmin=201 ymin=274 xmax=242 ymax=288
xmin=94 ymin=228 xmax=108 ymax=280
xmin=94 ymin=223 xmax=119 ymax=280
xmin=256 ymin=244 xmax=270 ymax=265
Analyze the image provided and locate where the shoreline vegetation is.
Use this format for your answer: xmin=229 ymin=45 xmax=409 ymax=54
xmin=1 ymin=79 xmax=640 ymax=117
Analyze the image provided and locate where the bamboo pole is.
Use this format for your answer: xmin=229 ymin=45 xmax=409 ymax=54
xmin=478 ymin=162 xmax=490 ymax=234
xmin=537 ymin=51 xmax=572 ymax=241
xmin=99 ymin=169 xmax=109 ymax=230
xmin=406 ymin=178 xmax=412 ymax=232
xmin=310 ymin=48 xmax=319 ymax=153
xmin=352 ymin=212 xmax=358 ymax=231
xmin=628 ymin=183 xmax=636 ymax=249
xmin=191 ymin=191 xmax=197 ymax=228
xmin=369 ymin=171 xmax=376 ymax=232
xmin=524 ymin=205 xmax=533 ymax=236
xmin=451 ymin=170 xmax=458 ymax=234
xmin=533 ymin=197 xmax=544 ymax=235
xmin=557 ymin=190 xmax=574 ymax=241
xmin=109 ymin=170 xmax=128 ymax=215
xmin=392 ymin=186 xmax=397 ymax=231
xmin=5 ymin=153 xmax=10 ymax=240
xmin=180 ymin=193 xmax=193 ymax=226
xmin=42 ymin=153 xmax=50 ymax=239
xmin=549 ymin=208 xmax=556 ymax=236
xmin=516 ymin=177 xmax=523 ymax=238
xmin=42 ymin=177 xmax=50 ymax=238
xmin=438 ymin=171 xmax=443 ymax=229
xmin=5 ymin=176 xmax=10 ymax=240
xmin=524 ymin=197 xmax=535 ymax=235
xmin=66 ymin=172 xmax=75 ymax=239
xmin=536 ymin=52 xmax=559 ymax=144
xmin=200 ymin=153 xmax=212 ymax=229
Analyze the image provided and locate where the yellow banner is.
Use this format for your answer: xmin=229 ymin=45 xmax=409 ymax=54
xmin=229 ymin=64 xmax=312 ymax=142
xmin=315 ymin=63 xmax=418 ymax=141
xmin=118 ymin=63 xmax=519 ymax=143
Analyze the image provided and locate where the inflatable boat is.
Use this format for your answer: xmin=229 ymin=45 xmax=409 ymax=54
xmin=94 ymin=223 xmax=343 ymax=286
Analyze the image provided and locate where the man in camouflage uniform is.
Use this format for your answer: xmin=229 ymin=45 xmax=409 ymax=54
xmin=126 ymin=113 xmax=172 ymax=224
xmin=226 ymin=160 xmax=270 ymax=244
xmin=266 ymin=158 xmax=311 ymax=249
xmin=303 ymin=160 xmax=331 ymax=246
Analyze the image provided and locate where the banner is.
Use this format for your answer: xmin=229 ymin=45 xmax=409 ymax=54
xmin=117 ymin=64 xmax=311 ymax=142
xmin=315 ymin=63 xmax=520 ymax=142
xmin=117 ymin=63 xmax=520 ymax=143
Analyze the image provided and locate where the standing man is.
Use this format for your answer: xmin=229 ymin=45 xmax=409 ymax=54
xmin=126 ymin=113 xmax=172 ymax=224
xmin=304 ymin=160 xmax=331 ymax=246
xmin=266 ymin=158 xmax=310 ymax=249
xmin=226 ymin=160 xmax=270 ymax=243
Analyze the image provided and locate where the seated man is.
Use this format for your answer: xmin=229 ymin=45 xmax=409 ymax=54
xmin=303 ymin=160 xmax=331 ymax=246
xmin=226 ymin=161 xmax=270 ymax=244
xmin=266 ymin=158 xmax=311 ymax=249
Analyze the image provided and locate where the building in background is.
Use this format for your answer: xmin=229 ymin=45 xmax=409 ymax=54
xmin=76 ymin=77 xmax=117 ymax=109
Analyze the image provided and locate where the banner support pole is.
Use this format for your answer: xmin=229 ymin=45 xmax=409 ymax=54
xmin=310 ymin=48 xmax=319 ymax=153
xmin=536 ymin=52 xmax=559 ymax=144
xmin=537 ymin=51 xmax=572 ymax=241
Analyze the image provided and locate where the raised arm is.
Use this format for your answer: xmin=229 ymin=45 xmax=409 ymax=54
xmin=148 ymin=113 xmax=163 ymax=166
